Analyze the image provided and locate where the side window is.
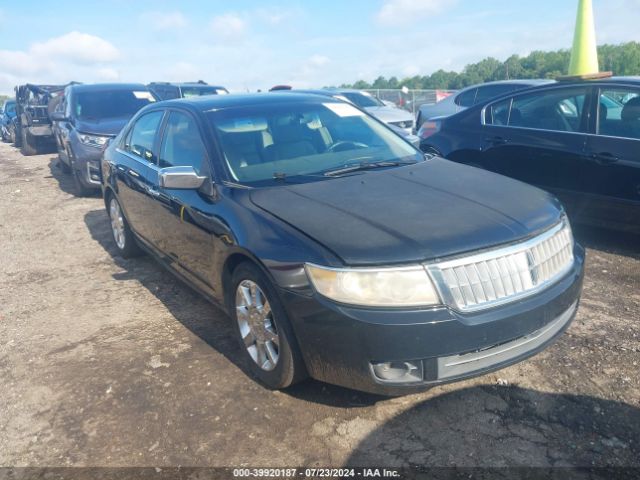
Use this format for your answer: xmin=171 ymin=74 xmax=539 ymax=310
xmin=486 ymin=98 xmax=512 ymax=126
xmin=159 ymin=111 xmax=208 ymax=174
xmin=455 ymin=88 xmax=477 ymax=107
xmin=488 ymin=88 xmax=588 ymax=133
xmin=125 ymin=111 xmax=164 ymax=162
xmin=474 ymin=84 xmax=514 ymax=105
xmin=597 ymin=88 xmax=640 ymax=140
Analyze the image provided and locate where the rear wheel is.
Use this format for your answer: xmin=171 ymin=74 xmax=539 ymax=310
xmin=107 ymin=195 xmax=142 ymax=258
xmin=230 ymin=262 xmax=307 ymax=389
xmin=20 ymin=127 xmax=38 ymax=156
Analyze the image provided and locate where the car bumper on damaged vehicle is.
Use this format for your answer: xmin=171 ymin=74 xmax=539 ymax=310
xmin=69 ymin=139 xmax=106 ymax=188
xmin=277 ymin=240 xmax=585 ymax=396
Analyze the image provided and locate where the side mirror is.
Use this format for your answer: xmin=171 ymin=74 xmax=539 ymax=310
xmin=50 ymin=111 xmax=67 ymax=122
xmin=159 ymin=166 xmax=207 ymax=190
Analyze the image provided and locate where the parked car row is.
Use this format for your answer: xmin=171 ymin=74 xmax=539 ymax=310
xmin=5 ymin=77 xmax=617 ymax=395
xmin=416 ymin=76 xmax=640 ymax=235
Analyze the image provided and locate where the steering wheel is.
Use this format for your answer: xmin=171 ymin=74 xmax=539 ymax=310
xmin=327 ymin=141 xmax=368 ymax=153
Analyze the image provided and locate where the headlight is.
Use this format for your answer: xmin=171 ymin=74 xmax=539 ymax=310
xmin=78 ymin=133 xmax=109 ymax=148
xmin=305 ymin=264 xmax=441 ymax=307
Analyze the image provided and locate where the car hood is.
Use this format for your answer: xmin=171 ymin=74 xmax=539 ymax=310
xmin=364 ymin=106 xmax=413 ymax=124
xmin=249 ymin=158 xmax=563 ymax=266
xmin=75 ymin=116 xmax=131 ymax=137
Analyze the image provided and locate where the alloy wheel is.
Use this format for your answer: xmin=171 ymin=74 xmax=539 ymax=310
xmin=235 ymin=280 xmax=280 ymax=371
xmin=109 ymin=199 xmax=126 ymax=250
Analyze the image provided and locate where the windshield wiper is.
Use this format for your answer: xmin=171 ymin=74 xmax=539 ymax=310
xmin=323 ymin=160 xmax=417 ymax=177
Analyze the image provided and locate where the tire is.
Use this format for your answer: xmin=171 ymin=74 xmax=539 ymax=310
xmin=59 ymin=147 xmax=72 ymax=173
xmin=69 ymin=150 xmax=93 ymax=197
xmin=229 ymin=262 xmax=307 ymax=390
xmin=107 ymin=194 xmax=142 ymax=258
xmin=14 ymin=125 xmax=22 ymax=147
xmin=59 ymin=158 xmax=72 ymax=173
xmin=20 ymin=127 xmax=38 ymax=156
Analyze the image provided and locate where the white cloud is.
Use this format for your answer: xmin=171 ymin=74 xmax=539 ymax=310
xmin=0 ymin=32 xmax=120 ymax=93
xmin=30 ymin=31 xmax=119 ymax=64
xmin=210 ymin=13 xmax=247 ymax=39
xmin=145 ymin=11 xmax=188 ymax=30
xmin=376 ymin=0 xmax=457 ymax=26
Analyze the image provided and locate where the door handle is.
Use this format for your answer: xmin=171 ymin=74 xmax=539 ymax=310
xmin=484 ymin=136 xmax=508 ymax=146
xmin=592 ymin=152 xmax=620 ymax=164
xmin=128 ymin=168 xmax=140 ymax=178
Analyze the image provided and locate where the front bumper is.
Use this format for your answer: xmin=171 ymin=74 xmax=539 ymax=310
xmin=70 ymin=138 xmax=104 ymax=188
xmin=279 ymin=244 xmax=585 ymax=395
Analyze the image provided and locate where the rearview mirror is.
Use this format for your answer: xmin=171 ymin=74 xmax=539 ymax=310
xmin=50 ymin=111 xmax=67 ymax=122
xmin=159 ymin=166 xmax=207 ymax=190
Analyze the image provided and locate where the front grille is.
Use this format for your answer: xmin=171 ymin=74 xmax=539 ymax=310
xmin=390 ymin=120 xmax=413 ymax=129
xmin=428 ymin=221 xmax=574 ymax=312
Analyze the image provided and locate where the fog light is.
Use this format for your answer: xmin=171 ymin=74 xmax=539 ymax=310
xmin=371 ymin=361 xmax=423 ymax=384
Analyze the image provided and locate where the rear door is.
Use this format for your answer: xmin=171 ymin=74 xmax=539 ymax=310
xmin=114 ymin=110 xmax=165 ymax=245
xmin=581 ymin=85 xmax=640 ymax=231
xmin=480 ymin=85 xmax=591 ymax=207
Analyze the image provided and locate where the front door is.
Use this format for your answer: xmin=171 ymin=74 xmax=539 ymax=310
xmin=581 ymin=86 xmax=640 ymax=232
xmin=481 ymin=86 xmax=591 ymax=209
xmin=145 ymin=110 xmax=222 ymax=295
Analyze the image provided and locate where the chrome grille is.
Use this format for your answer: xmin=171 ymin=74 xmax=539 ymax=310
xmin=429 ymin=222 xmax=574 ymax=312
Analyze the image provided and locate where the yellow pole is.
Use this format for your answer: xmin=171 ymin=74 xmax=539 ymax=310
xmin=568 ymin=0 xmax=599 ymax=76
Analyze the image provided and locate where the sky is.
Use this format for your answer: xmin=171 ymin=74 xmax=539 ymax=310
xmin=0 ymin=0 xmax=638 ymax=94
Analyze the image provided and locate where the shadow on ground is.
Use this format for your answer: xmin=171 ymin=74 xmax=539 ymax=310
xmin=83 ymin=208 xmax=384 ymax=408
xmin=46 ymin=156 xmax=100 ymax=198
xmin=573 ymin=224 xmax=640 ymax=259
xmin=345 ymin=385 xmax=640 ymax=470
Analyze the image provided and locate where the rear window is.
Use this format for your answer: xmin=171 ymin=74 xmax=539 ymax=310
xmin=180 ymin=86 xmax=229 ymax=98
xmin=74 ymin=89 xmax=156 ymax=120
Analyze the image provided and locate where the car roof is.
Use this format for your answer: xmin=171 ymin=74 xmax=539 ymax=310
xmin=458 ymin=79 xmax=555 ymax=92
xmin=70 ymin=83 xmax=150 ymax=92
xmin=154 ymin=92 xmax=343 ymax=112
xmin=149 ymin=82 xmax=226 ymax=88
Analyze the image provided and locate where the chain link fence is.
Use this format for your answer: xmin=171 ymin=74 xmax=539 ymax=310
xmin=363 ymin=89 xmax=457 ymax=117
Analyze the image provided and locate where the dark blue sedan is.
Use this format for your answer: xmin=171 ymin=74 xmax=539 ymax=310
xmin=101 ymin=93 xmax=584 ymax=395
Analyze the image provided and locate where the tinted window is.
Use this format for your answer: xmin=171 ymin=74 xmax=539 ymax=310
xmin=151 ymin=85 xmax=180 ymax=100
xmin=74 ymin=89 xmax=156 ymax=120
xmin=474 ymin=84 xmax=517 ymax=104
xmin=209 ymin=101 xmax=421 ymax=185
xmin=340 ymin=92 xmax=384 ymax=108
xmin=487 ymin=88 xmax=587 ymax=133
xmin=455 ymin=88 xmax=477 ymax=107
xmin=597 ymin=87 xmax=640 ymax=140
xmin=125 ymin=111 xmax=164 ymax=162
xmin=180 ymin=86 xmax=228 ymax=98
xmin=159 ymin=112 xmax=208 ymax=174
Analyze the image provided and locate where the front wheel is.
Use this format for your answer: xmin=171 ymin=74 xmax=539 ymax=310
xmin=108 ymin=195 xmax=142 ymax=258
xmin=230 ymin=262 xmax=307 ymax=389
xmin=20 ymin=127 xmax=38 ymax=156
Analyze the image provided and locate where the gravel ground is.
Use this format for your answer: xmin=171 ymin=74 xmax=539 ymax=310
xmin=0 ymin=141 xmax=638 ymax=471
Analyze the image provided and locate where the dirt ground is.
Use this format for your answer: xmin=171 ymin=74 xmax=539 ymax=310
xmin=0 ymin=141 xmax=639 ymax=471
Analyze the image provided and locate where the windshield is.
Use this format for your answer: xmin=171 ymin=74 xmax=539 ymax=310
xmin=339 ymin=92 xmax=384 ymax=108
xmin=208 ymin=101 xmax=422 ymax=185
xmin=181 ymin=86 xmax=229 ymax=98
xmin=74 ymin=90 xmax=156 ymax=120
xmin=4 ymin=102 xmax=16 ymax=116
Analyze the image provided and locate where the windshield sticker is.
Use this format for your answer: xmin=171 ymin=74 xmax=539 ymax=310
xmin=133 ymin=91 xmax=156 ymax=101
xmin=323 ymin=103 xmax=364 ymax=117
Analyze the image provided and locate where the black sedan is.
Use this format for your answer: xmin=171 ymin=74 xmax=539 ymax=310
xmin=101 ymin=93 xmax=584 ymax=395
xmin=419 ymin=76 xmax=640 ymax=235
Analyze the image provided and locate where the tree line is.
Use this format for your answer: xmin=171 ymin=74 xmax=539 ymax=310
xmin=341 ymin=42 xmax=640 ymax=91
